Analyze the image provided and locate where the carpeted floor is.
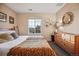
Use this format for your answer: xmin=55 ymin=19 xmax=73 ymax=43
xmin=48 ymin=41 xmax=71 ymax=56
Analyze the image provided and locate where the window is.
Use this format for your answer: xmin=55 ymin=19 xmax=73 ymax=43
xmin=28 ymin=18 xmax=41 ymax=34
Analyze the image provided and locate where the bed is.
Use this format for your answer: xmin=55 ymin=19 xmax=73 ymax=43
xmin=7 ymin=38 xmax=56 ymax=56
xmin=0 ymin=30 xmax=56 ymax=56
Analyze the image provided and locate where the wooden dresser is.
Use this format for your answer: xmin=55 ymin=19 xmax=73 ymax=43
xmin=54 ymin=32 xmax=79 ymax=55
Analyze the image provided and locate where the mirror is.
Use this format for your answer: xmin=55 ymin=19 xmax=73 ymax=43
xmin=62 ymin=12 xmax=74 ymax=25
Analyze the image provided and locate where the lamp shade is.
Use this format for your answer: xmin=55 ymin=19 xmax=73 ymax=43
xmin=58 ymin=26 xmax=64 ymax=31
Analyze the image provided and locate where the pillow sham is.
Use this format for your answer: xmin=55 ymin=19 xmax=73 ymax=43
xmin=10 ymin=32 xmax=18 ymax=39
xmin=0 ymin=33 xmax=14 ymax=40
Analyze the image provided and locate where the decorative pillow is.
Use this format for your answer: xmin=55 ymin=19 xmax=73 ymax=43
xmin=10 ymin=32 xmax=18 ymax=39
xmin=0 ymin=33 xmax=14 ymax=40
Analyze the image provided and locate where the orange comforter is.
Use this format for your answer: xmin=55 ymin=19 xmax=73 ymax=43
xmin=7 ymin=38 xmax=56 ymax=56
xmin=7 ymin=47 xmax=55 ymax=56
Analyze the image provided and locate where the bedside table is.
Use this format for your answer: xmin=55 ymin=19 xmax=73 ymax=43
xmin=51 ymin=35 xmax=54 ymax=42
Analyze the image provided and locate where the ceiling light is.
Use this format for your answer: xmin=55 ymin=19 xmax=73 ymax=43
xmin=28 ymin=9 xmax=32 ymax=11
xmin=56 ymin=3 xmax=63 ymax=6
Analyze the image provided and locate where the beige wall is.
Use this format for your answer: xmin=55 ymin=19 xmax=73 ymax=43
xmin=0 ymin=4 xmax=17 ymax=29
xmin=56 ymin=3 xmax=79 ymax=34
xmin=17 ymin=13 xmax=56 ymax=41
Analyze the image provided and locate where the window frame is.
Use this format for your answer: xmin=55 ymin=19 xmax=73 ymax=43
xmin=28 ymin=18 xmax=42 ymax=35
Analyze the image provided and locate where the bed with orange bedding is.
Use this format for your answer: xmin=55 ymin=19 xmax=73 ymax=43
xmin=7 ymin=38 xmax=56 ymax=56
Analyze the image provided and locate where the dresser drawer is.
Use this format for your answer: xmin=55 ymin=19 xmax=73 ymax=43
xmin=64 ymin=41 xmax=74 ymax=54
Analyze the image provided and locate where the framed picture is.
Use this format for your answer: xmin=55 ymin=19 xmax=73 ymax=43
xmin=9 ymin=16 xmax=14 ymax=24
xmin=0 ymin=12 xmax=7 ymax=22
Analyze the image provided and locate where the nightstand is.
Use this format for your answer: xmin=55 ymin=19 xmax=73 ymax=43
xmin=51 ymin=35 xmax=54 ymax=42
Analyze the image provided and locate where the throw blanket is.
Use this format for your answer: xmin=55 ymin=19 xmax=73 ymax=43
xmin=7 ymin=47 xmax=55 ymax=56
xmin=7 ymin=38 xmax=56 ymax=56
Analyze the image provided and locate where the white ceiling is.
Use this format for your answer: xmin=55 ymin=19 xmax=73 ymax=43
xmin=5 ymin=3 xmax=65 ymax=13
